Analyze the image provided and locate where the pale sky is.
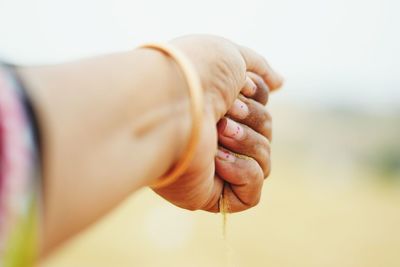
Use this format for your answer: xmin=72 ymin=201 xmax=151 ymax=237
xmin=0 ymin=0 xmax=399 ymax=111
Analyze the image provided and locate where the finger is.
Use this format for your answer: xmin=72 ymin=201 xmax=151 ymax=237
xmin=216 ymin=148 xmax=263 ymax=185
xmin=238 ymin=45 xmax=284 ymax=91
xmin=246 ymin=72 xmax=270 ymax=105
xmin=212 ymin=148 xmax=264 ymax=212
xmin=226 ymin=96 xmax=272 ymax=141
xmin=204 ymin=181 xmax=261 ymax=213
xmin=241 ymin=76 xmax=257 ymax=97
xmin=241 ymin=73 xmax=269 ymax=105
xmin=221 ymin=182 xmax=261 ymax=213
xmin=217 ymin=118 xmax=271 ymax=177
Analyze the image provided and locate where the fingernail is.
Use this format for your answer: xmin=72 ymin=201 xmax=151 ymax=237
xmin=216 ymin=149 xmax=236 ymax=162
xmin=230 ymin=99 xmax=249 ymax=119
xmin=222 ymin=118 xmax=244 ymax=139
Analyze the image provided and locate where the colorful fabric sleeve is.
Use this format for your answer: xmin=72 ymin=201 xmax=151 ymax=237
xmin=0 ymin=64 xmax=41 ymax=267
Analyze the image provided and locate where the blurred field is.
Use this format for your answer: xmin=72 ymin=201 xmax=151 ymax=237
xmin=42 ymin=104 xmax=400 ymax=267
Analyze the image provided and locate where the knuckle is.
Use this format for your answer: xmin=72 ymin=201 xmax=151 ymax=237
xmin=259 ymin=136 xmax=271 ymax=155
xmin=246 ymin=158 xmax=263 ymax=182
xmin=253 ymin=78 xmax=269 ymax=104
xmin=244 ymin=156 xmax=266 ymax=183
xmin=238 ymin=160 xmax=264 ymax=208
xmin=240 ymin=98 xmax=272 ymax=138
xmin=256 ymin=140 xmax=271 ymax=176
xmin=248 ymin=194 xmax=261 ymax=207
xmin=264 ymin=157 xmax=272 ymax=178
xmin=257 ymin=108 xmax=272 ymax=139
xmin=262 ymin=121 xmax=272 ymax=141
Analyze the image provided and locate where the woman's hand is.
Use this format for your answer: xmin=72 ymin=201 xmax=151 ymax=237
xmin=18 ymin=34 xmax=282 ymax=252
xmin=153 ymin=35 xmax=283 ymax=212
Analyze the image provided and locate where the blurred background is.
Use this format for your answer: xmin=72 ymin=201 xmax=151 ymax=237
xmin=1 ymin=0 xmax=399 ymax=266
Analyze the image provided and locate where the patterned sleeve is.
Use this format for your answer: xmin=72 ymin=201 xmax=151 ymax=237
xmin=0 ymin=64 xmax=42 ymax=267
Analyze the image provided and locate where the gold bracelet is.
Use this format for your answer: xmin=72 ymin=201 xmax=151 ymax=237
xmin=140 ymin=43 xmax=204 ymax=189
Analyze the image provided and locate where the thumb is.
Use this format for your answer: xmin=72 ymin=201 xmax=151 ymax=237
xmin=238 ymin=45 xmax=284 ymax=92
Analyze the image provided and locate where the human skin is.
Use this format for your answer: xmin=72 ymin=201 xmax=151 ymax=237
xmin=17 ymin=35 xmax=283 ymax=255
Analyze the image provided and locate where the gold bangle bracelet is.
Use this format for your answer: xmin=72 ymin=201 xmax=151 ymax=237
xmin=140 ymin=43 xmax=204 ymax=189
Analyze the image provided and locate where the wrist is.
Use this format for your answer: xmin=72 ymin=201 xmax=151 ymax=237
xmin=136 ymin=47 xmax=193 ymax=185
xmin=139 ymin=43 xmax=205 ymax=188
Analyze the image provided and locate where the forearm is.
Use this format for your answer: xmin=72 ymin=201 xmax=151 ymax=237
xmin=18 ymin=48 xmax=191 ymax=253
